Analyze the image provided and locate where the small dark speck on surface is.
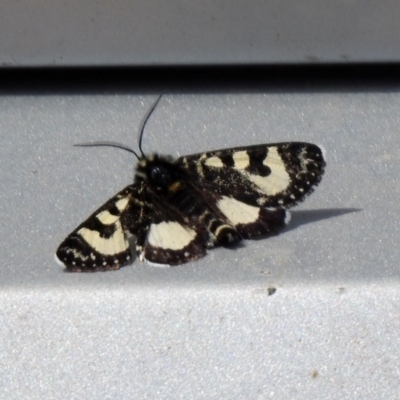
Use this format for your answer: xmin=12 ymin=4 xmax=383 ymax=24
xmin=310 ymin=370 xmax=319 ymax=378
xmin=267 ymin=287 xmax=277 ymax=296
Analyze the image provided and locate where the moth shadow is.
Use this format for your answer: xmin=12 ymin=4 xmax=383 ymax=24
xmin=217 ymin=208 xmax=361 ymax=247
xmin=284 ymin=208 xmax=362 ymax=233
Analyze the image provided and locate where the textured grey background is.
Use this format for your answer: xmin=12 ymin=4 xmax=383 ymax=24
xmin=1 ymin=72 xmax=399 ymax=398
xmin=1 ymin=0 xmax=400 ymax=66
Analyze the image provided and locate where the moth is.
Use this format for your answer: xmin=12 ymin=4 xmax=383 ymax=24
xmin=56 ymin=96 xmax=326 ymax=272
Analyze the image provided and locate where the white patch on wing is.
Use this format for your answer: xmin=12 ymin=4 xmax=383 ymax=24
xmin=217 ymin=196 xmax=260 ymax=225
xmin=205 ymin=156 xmax=223 ymax=168
xmin=115 ymin=197 xmax=129 ymax=212
xmin=54 ymin=253 xmax=65 ymax=267
xmin=244 ymin=146 xmax=290 ymax=195
xmin=96 ymin=197 xmax=129 ymax=225
xmin=147 ymin=221 xmax=197 ymax=250
xmin=233 ymin=151 xmax=250 ymax=170
xmin=96 ymin=210 xmax=119 ymax=225
xmin=78 ymin=221 xmax=129 ymax=255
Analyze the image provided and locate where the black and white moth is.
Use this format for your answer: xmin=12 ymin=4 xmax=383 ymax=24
xmin=56 ymin=96 xmax=326 ymax=272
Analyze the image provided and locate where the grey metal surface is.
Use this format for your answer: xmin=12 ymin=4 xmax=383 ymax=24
xmin=1 ymin=0 xmax=400 ymax=66
xmin=1 ymin=81 xmax=399 ymax=398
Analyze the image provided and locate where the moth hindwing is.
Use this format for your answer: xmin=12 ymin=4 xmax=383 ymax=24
xmin=56 ymin=142 xmax=325 ymax=272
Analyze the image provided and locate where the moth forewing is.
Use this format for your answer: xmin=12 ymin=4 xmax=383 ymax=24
xmin=179 ymin=142 xmax=326 ymax=209
xmin=55 ymin=185 xmax=139 ymax=272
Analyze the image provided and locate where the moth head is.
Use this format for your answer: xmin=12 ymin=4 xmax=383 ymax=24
xmin=136 ymin=154 xmax=179 ymax=192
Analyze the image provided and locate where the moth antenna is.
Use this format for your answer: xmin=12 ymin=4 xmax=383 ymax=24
xmin=138 ymin=94 xmax=163 ymax=157
xmin=74 ymin=95 xmax=163 ymax=160
xmin=74 ymin=141 xmax=141 ymax=160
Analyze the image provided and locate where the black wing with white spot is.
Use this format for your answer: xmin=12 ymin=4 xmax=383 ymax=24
xmin=178 ymin=142 xmax=325 ymax=209
xmin=55 ymin=185 xmax=143 ymax=272
xmin=140 ymin=202 xmax=208 ymax=266
xmin=55 ymin=179 xmax=211 ymax=270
